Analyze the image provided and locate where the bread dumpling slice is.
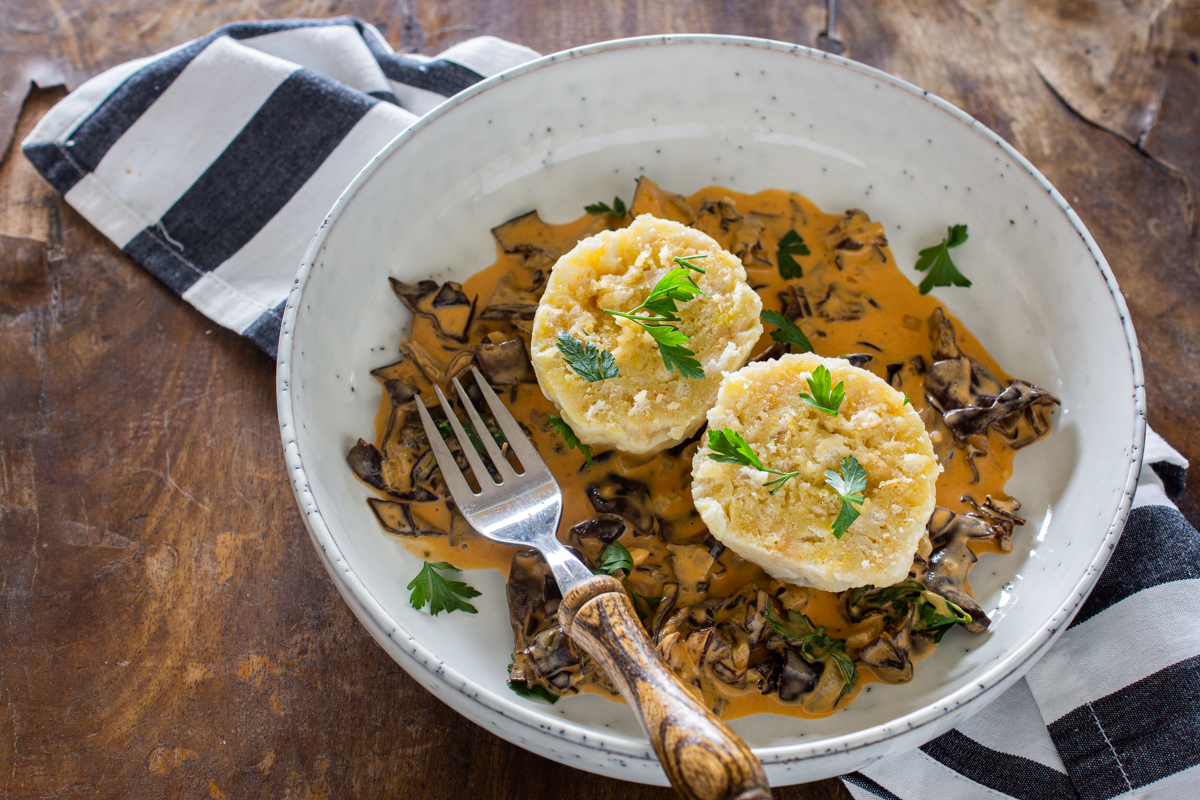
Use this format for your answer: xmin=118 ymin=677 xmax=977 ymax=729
xmin=531 ymin=214 xmax=762 ymax=454
xmin=691 ymin=353 xmax=941 ymax=592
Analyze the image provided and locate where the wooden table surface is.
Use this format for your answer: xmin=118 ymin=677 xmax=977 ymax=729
xmin=2 ymin=1 xmax=1198 ymax=798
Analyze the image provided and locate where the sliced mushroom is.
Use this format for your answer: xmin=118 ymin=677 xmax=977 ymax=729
xmin=699 ymin=627 xmax=747 ymax=688
xmin=367 ymin=498 xmax=444 ymax=537
xmin=859 ymin=604 xmax=916 ymax=684
xmin=522 ymin=624 xmax=581 ymax=679
xmin=941 ymin=381 xmax=1061 ymax=441
xmin=748 ymin=341 xmax=788 ymax=364
xmin=814 ymin=284 xmax=871 ymax=322
xmin=507 ymin=549 xmax=549 ymax=643
xmin=475 ymin=338 xmax=536 ymax=385
xmin=777 ymin=649 xmax=820 ymax=702
xmin=390 ymin=279 xmax=477 ymax=343
xmin=347 ymin=439 xmax=389 ymax=493
xmin=491 ymin=210 xmax=577 ymax=260
xmin=585 ymin=475 xmax=660 ymax=537
xmin=923 ymin=508 xmax=995 ymax=632
xmin=925 ymin=308 xmax=1060 ymax=443
xmin=842 ymin=353 xmax=874 ymax=369
xmin=778 ymin=285 xmax=813 ymax=320
xmin=630 ymin=176 xmax=697 ymax=225
xmin=569 ymin=514 xmax=628 ymax=545
xmin=478 ymin=302 xmax=539 ymax=321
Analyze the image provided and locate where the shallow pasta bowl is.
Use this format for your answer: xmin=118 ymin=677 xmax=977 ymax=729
xmin=276 ymin=35 xmax=1144 ymax=786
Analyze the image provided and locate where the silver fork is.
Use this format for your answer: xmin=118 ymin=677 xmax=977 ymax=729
xmin=415 ymin=367 xmax=771 ymax=800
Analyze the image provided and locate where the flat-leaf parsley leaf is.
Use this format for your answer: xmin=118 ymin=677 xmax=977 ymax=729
xmin=557 ymin=332 xmax=619 ymax=382
xmin=707 ymin=427 xmax=799 ymax=494
xmin=603 ymin=257 xmax=708 ymax=379
xmin=760 ymin=309 xmax=813 ymax=352
xmin=549 ymin=415 xmax=592 ymax=467
xmin=798 ymin=364 xmax=845 ymax=415
xmin=597 ymin=541 xmax=634 ymax=580
xmin=914 ymin=224 xmax=970 ymax=295
xmin=776 ymin=229 xmax=811 ymax=279
xmin=584 ymin=197 xmax=627 ymax=217
xmin=765 ymin=604 xmax=858 ymax=697
xmin=407 ymin=561 xmax=481 ymax=616
xmin=825 ymin=455 xmax=868 ymax=539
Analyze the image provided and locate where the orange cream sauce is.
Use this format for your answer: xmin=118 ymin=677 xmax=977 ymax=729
xmin=369 ymin=179 xmax=1023 ymax=719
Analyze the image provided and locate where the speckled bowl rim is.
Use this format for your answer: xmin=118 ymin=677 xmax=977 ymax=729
xmin=277 ymin=34 xmax=1146 ymax=774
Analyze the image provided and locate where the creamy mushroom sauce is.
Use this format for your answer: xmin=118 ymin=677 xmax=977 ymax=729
xmin=350 ymin=178 xmax=1058 ymax=719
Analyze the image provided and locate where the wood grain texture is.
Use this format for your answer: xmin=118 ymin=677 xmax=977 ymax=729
xmin=1 ymin=1 xmax=1198 ymax=799
xmin=559 ymin=575 xmax=770 ymax=800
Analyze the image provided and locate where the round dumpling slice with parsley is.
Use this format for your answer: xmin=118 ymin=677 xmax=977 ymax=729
xmin=690 ymin=353 xmax=941 ymax=592
xmin=530 ymin=214 xmax=763 ymax=454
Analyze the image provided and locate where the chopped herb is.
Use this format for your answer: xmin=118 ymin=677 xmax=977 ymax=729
xmin=849 ymin=580 xmax=973 ymax=643
xmin=760 ymin=309 xmax=814 ymax=352
xmin=766 ymin=605 xmax=858 ymax=698
xmin=825 ymin=455 xmax=868 ymax=539
xmin=798 ymin=364 xmax=846 ymax=415
xmin=776 ymin=229 xmax=810 ymax=279
xmin=507 ymin=678 xmax=559 ymax=704
xmin=437 ymin=416 xmax=507 ymax=456
xmin=557 ymin=332 xmax=619 ymax=382
xmin=597 ymin=541 xmax=634 ymax=581
xmin=603 ymin=258 xmax=708 ymax=378
xmin=903 ymin=394 xmax=911 ymax=406
xmin=706 ymin=427 xmax=799 ymax=494
xmin=630 ymin=590 xmax=662 ymax=623
xmin=584 ymin=196 xmax=627 ymax=217
xmin=914 ymin=224 xmax=970 ymax=295
xmin=407 ymin=561 xmax=481 ymax=616
xmin=673 ymin=253 xmax=708 ymax=272
xmin=549 ymin=415 xmax=592 ymax=467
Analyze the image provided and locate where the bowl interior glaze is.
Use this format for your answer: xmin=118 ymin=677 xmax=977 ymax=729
xmin=278 ymin=36 xmax=1143 ymax=786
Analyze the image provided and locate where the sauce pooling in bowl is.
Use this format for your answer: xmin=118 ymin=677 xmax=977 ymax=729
xmin=351 ymin=177 xmax=1058 ymax=719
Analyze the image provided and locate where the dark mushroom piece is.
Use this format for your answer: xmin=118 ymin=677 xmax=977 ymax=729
xmin=475 ymin=338 xmax=537 ymax=385
xmin=859 ymin=604 xmax=917 ymax=684
xmin=922 ymin=508 xmax=997 ymax=632
xmin=367 ymin=498 xmax=444 ymax=537
xmin=569 ymin=514 xmax=628 ymax=545
xmin=776 ymin=649 xmax=821 ymax=702
xmin=478 ymin=302 xmax=539 ymax=321
xmin=748 ymin=341 xmax=788 ymax=364
xmin=842 ymin=353 xmax=874 ymax=369
xmin=390 ymin=279 xmax=477 ymax=343
xmin=346 ymin=439 xmax=438 ymax=502
xmin=585 ymin=474 xmax=660 ymax=537
xmin=630 ymin=176 xmax=698 ymax=225
xmin=491 ymin=210 xmax=575 ymax=260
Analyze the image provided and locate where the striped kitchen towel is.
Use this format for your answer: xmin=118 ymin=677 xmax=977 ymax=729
xmin=844 ymin=430 xmax=1198 ymax=800
xmin=21 ymin=17 xmax=537 ymax=357
xmin=19 ymin=18 xmax=1200 ymax=799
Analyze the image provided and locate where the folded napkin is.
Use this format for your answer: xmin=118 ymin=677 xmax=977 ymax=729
xmin=21 ymin=18 xmax=1199 ymax=799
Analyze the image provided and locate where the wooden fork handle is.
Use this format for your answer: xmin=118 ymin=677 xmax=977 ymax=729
xmin=559 ymin=575 xmax=772 ymax=800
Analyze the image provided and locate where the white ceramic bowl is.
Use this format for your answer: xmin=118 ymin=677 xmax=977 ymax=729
xmin=277 ymin=35 xmax=1144 ymax=786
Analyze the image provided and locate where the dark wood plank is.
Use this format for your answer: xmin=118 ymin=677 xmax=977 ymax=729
xmin=1 ymin=2 xmax=1198 ymax=799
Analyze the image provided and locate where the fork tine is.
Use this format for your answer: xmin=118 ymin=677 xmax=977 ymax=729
xmin=432 ymin=385 xmax=497 ymax=488
xmin=468 ymin=368 xmax=547 ymax=474
xmin=414 ymin=395 xmax=478 ymax=500
xmin=451 ymin=376 xmax=516 ymax=480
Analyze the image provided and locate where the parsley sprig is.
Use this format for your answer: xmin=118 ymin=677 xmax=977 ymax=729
xmin=407 ymin=561 xmax=481 ymax=615
xmin=585 ymin=196 xmax=627 ymax=217
xmin=825 ymin=455 xmax=868 ymax=539
xmin=914 ymin=224 xmax=971 ymax=295
xmin=849 ymin=581 xmax=973 ymax=643
xmin=557 ymin=332 xmax=619 ymax=382
xmin=602 ymin=255 xmax=708 ymax=379
xmin=776 ymin=229 xmax=810 ymax=279
xmin=765 ymin=605 xmax=858 ymax=698
xmin=706 ymin=428 xmax=799 ymax=495
xmin=798 ymin=365 xmax=845 ymax=415
xmin=597 ymin=541 xmax=634 ymax=578
xmin=507 ymin=677 xmax=559 ymax=704
xmin=595 ymin=541 xmax=662 ymax=621
xmin=760 ymin=309 xmax=813 ymax=352
xmin=549 ymin=415 xmax=592 ymax=467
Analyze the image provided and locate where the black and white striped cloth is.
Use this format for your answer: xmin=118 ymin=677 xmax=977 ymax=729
xmin=21 ymin=18 xmax=1199 ymax=799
